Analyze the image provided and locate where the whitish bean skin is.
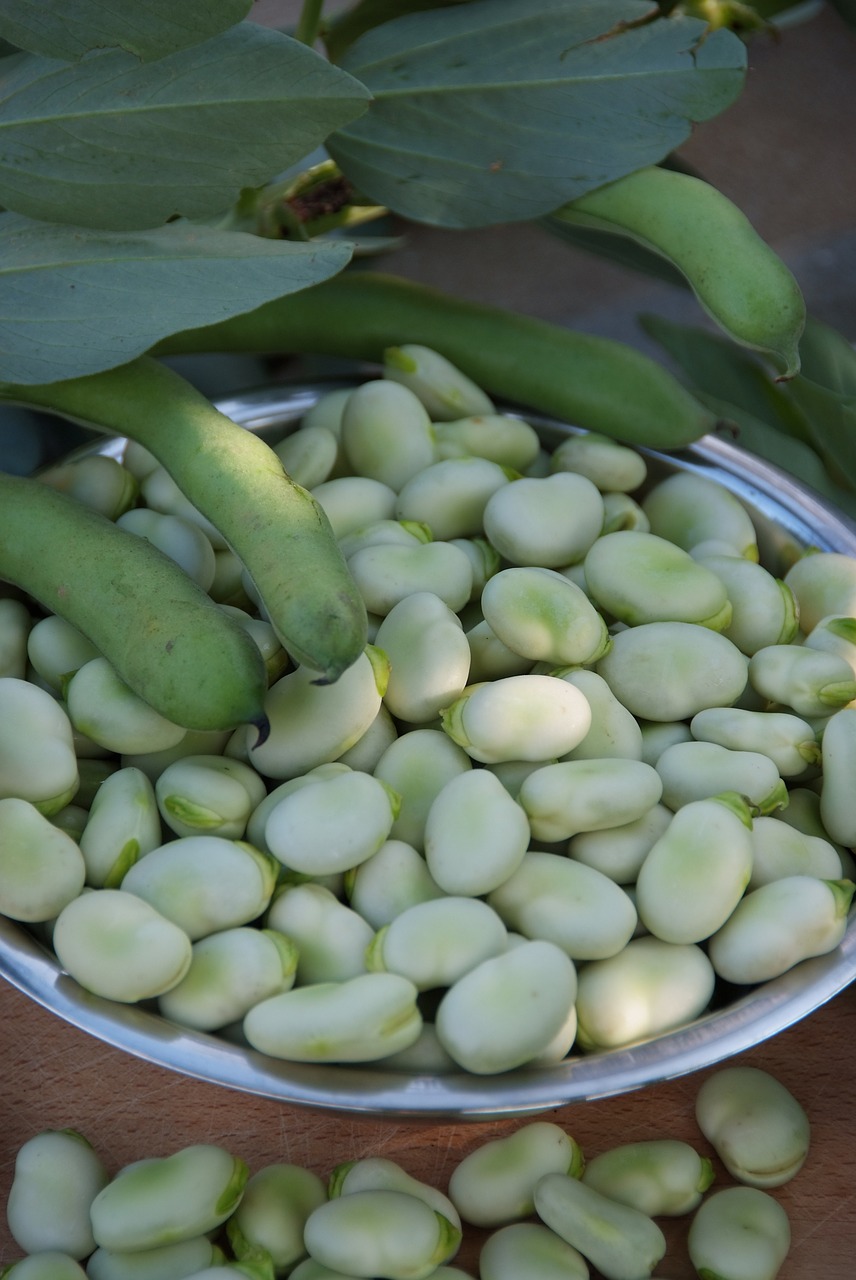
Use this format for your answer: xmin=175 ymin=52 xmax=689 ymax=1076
xmin=534 ymin=1172 xmax=667 ymax=1280
xmin=66 ymin=657 xmax=187 ymax=756
xmin=86 ymin=1236 xmax=226 ymax=1280
xmin=655 ymin=740 xmax=787 ymax=815
xmin=480 ymin=567 xmax=610 ymax=668
xmin=575 ymin=936 xmax=715 ymax=1051
xmin=121 ymin=837 xmax=278 ymax=941
xmin=0 ymin=1253 xmax=88 ymax=1278
xmin=583 ymin=531 xmax=732 ymax=629
xmin=642 ymin=471 xmax=759 ymax=560
xmin=434 ymin=940 xmax=578 ymax=1074
xmin=157 ymin=927 xmax=298 ymax=1032
xmin=374 ymin=591 xmax=471 ymax=724
xmin=340 ymin=379 xmax=437 ymax=491
xmin=304 ymin=1189 xmax=461 ymax=1280
xmin=567 ymin=805 xmax=672 ymax=884
xmin=310 ymin=475 xmax=397 ymax=540
xmin=479 ymin=1221 xmax=589 ymax=1280
xmin=550 ymin=429 xmax=647 ymax=493
xmin=394 ymin=455 xmax=511 ymax=541
xmin=687 ymin=1186 xmax=791 ymax=1280
xmin=558 ymin=669 xmax=644 ymax=762
xmin=245 ymin=648 xmax=388 ymax=782
xmin=695 ymin=553 xmax=799 ymax=655
xmin=25 ymin=614 xmax=101 ymax=691
xmin=749 ymin=817 xmax=843 ymax=889
xmin=487 ymin=850 xmax=638 ymax=960
xmin=264 ymin=768 xmax=399 ymax=876
xmin=374 ymin=728 xmax=472 ymax=851
xmin=79 ymin=766 xmax=162 ymax=888
xmin=690 ymin=706 xmax=820 ymax=778
xmin=581 ymin=1139 xmax=713 ymax=1217
xmin=243 ymin=971 xmax=422 ymax=1063
xmin=0 ymin=677 xmax=79 ymax=814
xmin=53 ymin=889 xmax=192 ymax=1002
xmin=784 ymin=551 xmax=856 ymax=633
xmin=116 ymin=508 xmax=216 ymax=592
xmin=448 ymin=1123 xmax=583 ymax=1229
xmin=819 ymin=706 xmax=856 ymax=846
xmin=39 ymin=454 xmax=138 ymax=519
xmin=596 ymin=622 xmax=749 ymax=721
xmin=155 ymin=754 xmax=267 ymax=841
xmin=0 ymin=797 xmax=85 ymax=922
xmin=273 ymin=422 xmax=339 ymax=490
xmin=518 ymin=758 xmax=663 ymax=843
xmin=482 ymin=472 xmax=605 ymax=568
xmin=383 ymin=343 xmax=495 ymax=420
xmin=345 ymin=838 xmax=444 ymax=928
xmin=289 ymin=1262 xmax=365 ymax=1280
xmin=6 ymin=1129 xmax=109 ymax=1259
xmin=433 ymin=414 xmax=540 ymax=471
xmin=695 ymin=1067 xmax=810 ymax=1188
xmin=367 ymin=896 xmax=508 ymax=990
xmin=226 ymin=1163 xmax=327 ymax=1273
xmin=465 ymin=616 xmax=537 ymax=684
xmin=423 ymin=768 xmax=530 ymax=896
xmin=707 ymin=875 xmax=856 ymax=984
xmin=329 ymin=1157 xmax=461 ymax=1233
xmin=266 ymin=882 xmax=373 ymax=985
xmin=348 ymin=540 xmax=475 ymax=616
xmin=441 ymin=674 xmax=592 ymax=764
xmin=748 ymin=644 xmax=856 ymax=719
xmin=89 ymin=1145 xmax=248 ymax=1253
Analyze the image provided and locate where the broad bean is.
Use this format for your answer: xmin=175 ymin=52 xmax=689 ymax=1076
xmin=266 ymin=882 xmax=373 ymax=985
xmin=748 ymin=644 xmax=856 ymax=718
xmin=583 ymin=530 xmax=731 ymax=629
xmin=339 ymin=379 xmax=436 ymax=491
xmin=819 ymin=706 xmax=856 ymax=846
xmin=6 ymin=1129 xmax=108 ymax=1259
xmin=367 ymin=896 xmax=508 ymax=990
xmin=66 ymin=658 xmax=186 ymax=756
xmin=518 ymin=758 xmax=663 ymax=842
xmin=432 ymin=414 xmax=540 ymax=471
xmin=581 ymin=1139 xmax=713 ymax=1216
xmin=596 ymin=622 xmax=748 ymax=721
xmin=394 ymin=456 xmax=511 ymax=541
xmin=373 ymin=728 xmax=472 ymax=851
xmin=86 ymin=1237 xmax=226 ymax=1280
xmin=374 ymin=592 xmax=471 ymax=724
xmin=479 ymin=1221 xmax=589 ymax=1280
xmin=0 ymin=677 xmax=79 ymax=814
xmin=481 ymin=472 xmax=604 ymax=568
xmin=422 ymin=768 xmax=530 ymax=896
xmin=89 ymin=1144 xmax=248 ymax=1253
xmin=480 ymin=567 xmax=610 ymax=668
xmin=654 ymin=740 xmax=787 ymax=814
xmin=158 ymin=927 xmax=298 ymax=1032
xmin=641 ymin=471 xmax=759 ymax=560
xmin=695 ymin=1066 xmax=810 ymax=1188
xmin=434 ymin=940 xmax=577 ymax=1074
xmin=441 ymin=674 xmax=592 ymax=764
xmin=302 ymin=1189 xmax=461 ymax=1280
xmin=448 ymin=1123 xmax=583 ymax=1228
xmin=227 ymin=1163 xmax=326 ymax=1275
xmin=534 ymin=1171 xmax=666 ymax=1280
xmin=687 ymin=1186 xmax=791 ymax=1280
xmin=243 ymin=971 xmax=422 ymax=1063
xmin=575 ymin=936 xmax=715 ymax=1051
xmin=78 ymin=766 xmax=162 ymax=888
xmin=557 ymin=668 xmax=644 ymax=761
xmin=347 ymin=540 xmax=474 ymax=616
xmin=264 ymin=768 xmax=399 ymax=876
xmin=116 ymin=508 xmax=216 ymax=592
xmin=550 ymin=429 xmax=647 ymax=492
xmin=155 ymin=755 xmax=266 ymax=841
xmin=694 ymin=552 xmax=799 ymax=654
xmin=0 ymin=798 xmax=85 ymax=922
xmin=329 ymin=1156 xmax=460 ymax=1233
xmin=345 ymin=838 xmax=444 ymax=928
xmin=383 ymin=342 xmax=495 ymax=421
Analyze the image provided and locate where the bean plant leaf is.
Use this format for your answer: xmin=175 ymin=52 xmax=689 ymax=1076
xmin=0 ymin=0 xmax=252 ymax=62
xmin=327 ymin=0 xmax=747 ymax=229
xmin=0 ymin=214 xmax=355 ymax=385
xmin=0 ymin=24 xmax=372 ymax=231
xmin=324 ymin=0 xmax=474 ymax=63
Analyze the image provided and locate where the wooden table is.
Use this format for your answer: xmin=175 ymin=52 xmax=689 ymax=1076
xmin=2 ymin=975 xmax=855 ymax=1277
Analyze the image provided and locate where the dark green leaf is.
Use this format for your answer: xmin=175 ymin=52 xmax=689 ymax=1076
xmin=324 ymin=0 xmax=473 ymax=63
xmin=0 ymin=214 xmax=354 ymax=385
xmin=327 ymin=0 xmax=746 ymax=229
xmin=0 ymin=25 xmax=372 ymax=231
xmin=638 ymin=312 xmax=812 ymax=440
xmin=786 ymin=315 xmax=856 ymax=493
xmin=0 ymin=0 xmax=252 ymax=61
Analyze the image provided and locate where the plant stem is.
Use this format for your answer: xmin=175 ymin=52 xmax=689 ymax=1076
xmin=295 ymin=0 xmax=326 ymax=46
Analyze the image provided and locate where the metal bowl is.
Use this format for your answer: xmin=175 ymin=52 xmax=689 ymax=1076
xmin=2 ymin=379 xmax=856 ymax=1119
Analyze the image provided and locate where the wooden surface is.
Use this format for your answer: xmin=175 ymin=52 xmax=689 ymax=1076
xmin=2 ymin=974 xmax=855 ymax=1277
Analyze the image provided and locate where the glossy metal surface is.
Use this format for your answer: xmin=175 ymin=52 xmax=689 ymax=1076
xmin=3 ymin=380 xmax=855 ymax=1119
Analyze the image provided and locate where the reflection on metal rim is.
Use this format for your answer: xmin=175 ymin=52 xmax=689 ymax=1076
xmin=3 ymin=379 xmax=856 ymax=1119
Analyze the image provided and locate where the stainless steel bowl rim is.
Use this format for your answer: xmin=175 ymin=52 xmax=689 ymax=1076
xmin=3 ymin=377 xmax=855 ymax=1119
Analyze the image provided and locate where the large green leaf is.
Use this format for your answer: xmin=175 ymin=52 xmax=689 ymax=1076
xmin=324 ymin=0 xmax=474 ymax=63
xmin=0 ymin=214 xmax=354 ymax=384
xmin=0 ymin=0 xmax=252 ymax=62
xmin=0 ymin=24 xmax=372 ymax=231
xmin=327 ymin=0 xmax=747 ymax=229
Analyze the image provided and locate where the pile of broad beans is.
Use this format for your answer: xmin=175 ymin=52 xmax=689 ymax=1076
xmin=1 ymin=1064 xmax=807 ymax=1278
xmin=1 ymin=345 xmax=856 ymax=1076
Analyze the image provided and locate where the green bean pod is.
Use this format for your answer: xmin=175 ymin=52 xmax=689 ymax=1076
xmin=554 ymin=166 xmax=806 ymax=377
xmin=153 ymin=272 xmax=718 ymax=449
xmin=0 ymin=357 xmax=367 ymax=683
xmin=0 ymin=472 xmax=267 ymax=732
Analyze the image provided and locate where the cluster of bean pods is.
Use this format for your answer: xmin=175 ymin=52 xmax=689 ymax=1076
xmin=1 ymin=1064 xmax=806 ymax=1279
xmin=0 ymin=345 xmax=855 ymax=1076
